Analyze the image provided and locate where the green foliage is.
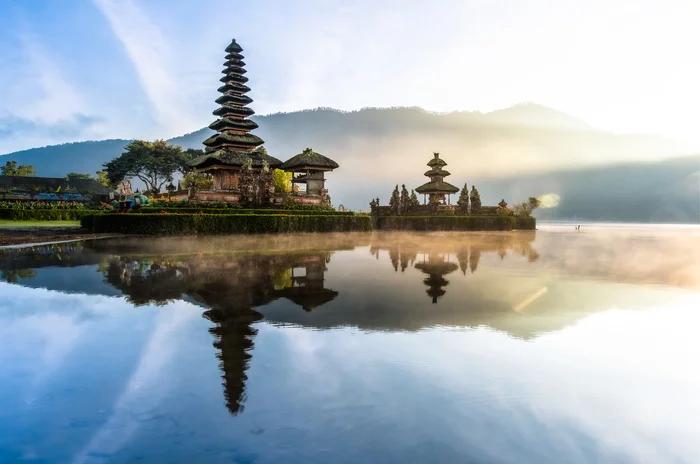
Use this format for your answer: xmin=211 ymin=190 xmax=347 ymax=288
xmin=399 ymin=184 xmax=410 ymax=214
xmin=409 ymin=189 xmax=420 ymax=208
xmin=272 ymin=169 xmax=292 ymax=194
xmin=389 ymin=185 xmax=400 ymax=214
xmin=182 ymin=171 xmax=214 ymax=191
xmin=1 ymin=161 xmax=37 ymax=177
xmin=457 ymin=183 xmax=470 ymax=212
xmin=104 ymin=140 xmax=188 ymax=194
xmin=95 ymin=171 xmax=112 ymax=188
xmin=0 ymin=201 xmax=86 ymax=210
xmin=66 ymin=172 xmax=93 ymax=181
xmin=512 ymin=197 xmax=542 ymax=217
xmin=375 ymin=216 xmax=531 ymax=231
xmin=180 ymin=148 xmax=205 ymax=175
xmin=0 ymin=209 xmax=93 ymax=221
xmin=135 ymin=208 xmax=356 ymax=216
xmin=469 ymin=186 xmax=481 ymax=212
xmin=82 ymin=213 xmax=372 ymax=235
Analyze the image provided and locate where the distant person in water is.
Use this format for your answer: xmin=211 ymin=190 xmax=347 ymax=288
xmin=576 ymin=225 xmax=581 ymax=231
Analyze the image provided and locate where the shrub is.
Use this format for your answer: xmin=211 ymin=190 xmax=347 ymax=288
xmin=134 ymin=208 xmax=356 ymax=216
xmin=0 ymin=209 xmax=94 ymax=221
xmin=81 ymin=213 xmax=372 ymax=235
xmin=0 ymin=201 xmax=86 ymax=210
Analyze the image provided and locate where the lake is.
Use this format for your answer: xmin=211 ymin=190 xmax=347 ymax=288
xmin=1 ymin=225 xmax=699 ymax=463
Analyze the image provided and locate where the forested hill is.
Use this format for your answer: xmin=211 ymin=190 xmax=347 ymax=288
xmin=1 ymin=105 xmax=697 ymax=222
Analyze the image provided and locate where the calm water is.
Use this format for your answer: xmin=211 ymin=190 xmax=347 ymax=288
xmin=1 ymin=225 xmax=700 ymax=463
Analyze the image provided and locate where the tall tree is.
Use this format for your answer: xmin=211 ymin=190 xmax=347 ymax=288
xmin=104 ymin=140 xmax=188 ymax=195
xmin=457 ymin=183 xmax=470 ymax=212
xmin=399 ymin=184 xmax=410 ymax=214
xmin=469 ymin=186 xmax=481 ymax=213
xmin=1 ymin=161 xmax=37 ymax=177
xmin=389 ymin=185 xmax=400 ymax=214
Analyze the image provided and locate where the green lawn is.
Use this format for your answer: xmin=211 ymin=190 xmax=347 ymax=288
xmin=0 ymin=220 xmax=82 ymax=228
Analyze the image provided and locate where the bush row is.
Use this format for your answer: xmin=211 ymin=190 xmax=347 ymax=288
xmin=135 ymin=208 xmax=356 ymax=216
xmin=375 ymin=215 xmax=536 ymax=231
xmin=147 ymin=200 xmax=336 ymax=212
xmin=0 ymin=209 xmax=95 ymax=221
xmin=81 ymin=213 xmax=373 ymax=235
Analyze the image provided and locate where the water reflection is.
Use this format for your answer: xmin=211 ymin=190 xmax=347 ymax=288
xmin=1 ymin=229 xmax=698 ymax=424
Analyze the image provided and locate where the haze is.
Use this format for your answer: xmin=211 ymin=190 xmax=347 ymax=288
xmin=1 ymin=0 xmax=700 ymax=155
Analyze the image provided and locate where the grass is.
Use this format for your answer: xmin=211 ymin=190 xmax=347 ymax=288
xmin=0 ymin=220 xmax=82 ymax=228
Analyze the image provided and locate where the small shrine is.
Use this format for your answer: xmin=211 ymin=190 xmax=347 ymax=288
xmin=187 ymin=39 xmax=339 ymax=206
xmin=280 ymin=148 xmax=338 ymax=206
xmin=415 ymin=153 xmax=460 ymax=205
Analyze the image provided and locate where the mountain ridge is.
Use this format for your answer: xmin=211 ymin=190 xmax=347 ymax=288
xmin=1 ymin=105 xmax=697 ymax=222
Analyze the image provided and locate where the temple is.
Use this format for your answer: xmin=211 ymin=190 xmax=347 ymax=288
xmin=415 ymin=152 xmax=460 ymax=205
xmin=187 ymin=39 xmax=338 ymax=206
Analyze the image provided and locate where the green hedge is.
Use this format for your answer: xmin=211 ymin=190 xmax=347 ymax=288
xmin=375 ymin=215 xmax=534 ymax=231
xmin=136 ymin=208 xmax=356 ymax=216
xmin=515 ymin=216 xmax=537 ymax=230
xmin=0 ymin=209 xmax=95 ymax=221
xmin=81 ymin=213 xmax=372 ymax=235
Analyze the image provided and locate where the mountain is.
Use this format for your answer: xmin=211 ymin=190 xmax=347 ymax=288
xmin=1 ymin=105 xmax=697 ymax=222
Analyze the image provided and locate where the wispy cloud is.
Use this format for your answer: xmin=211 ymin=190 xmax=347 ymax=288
xmin=92 ymin=0 xmax=197 ymax=136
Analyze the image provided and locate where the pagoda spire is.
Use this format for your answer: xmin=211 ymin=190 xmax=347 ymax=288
xmin=203 ymin=38 xmax=265 ymax=153
xmin=415 ymin=152 xmax=459 ymax=204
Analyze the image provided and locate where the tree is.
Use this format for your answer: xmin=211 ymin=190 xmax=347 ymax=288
xmin=104 ymin=140 xmax=188 ymax=195
xmin=1 ymin=161 xmax=37 ymax=177
xmin=399 ymin=184 xmax=410 ymax=214
xmin=272 ymin=169 xmax=292 ymax=193
xmin=66 ymin=172 xmax=93 ymax=181
xmin=182 ymin=170 xmax=214 ymax=193
xmin=95 ymin=171 xmax=112 ymax=188
xmin=389 ymin=185 xmax=400 ymax=214
xmin=469 ymin=186 xmax=481 ymax=213
xmin=457 ymin=183 xmax=470 ymax=212
xmin=410 ymin=189 xmax=420 ymax=208
xmin=512 ymin=197 xmax=542 ymax=217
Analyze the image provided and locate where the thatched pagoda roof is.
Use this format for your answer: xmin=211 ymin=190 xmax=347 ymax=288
xmin=0 ymin=176 xmax=111 ymax=195
xmin=213 ymin=104 xmax=255 ymax=117
xmin=280 ymin=148 xmax=339 ymax=171
xmin=225 ymin=52 xmax=244 ymax=60
xmin=427 ymin=152 xmax=448 ymax=167
xmin=223 ymin=64 xmax=247 ymax=73
xmin=225 ymin=39 xmax=243 ymax=53
xmin=215 ymin=94 xmax=253 ymax=106
xmin=415 ymin=181 xmax=459 ymax=194
xmin=217 ymin=82 xmax=251 ymax=93
xmin=188 ymin=148 xmax=282 ymax=169
xmin=424 ymin=168 xmax=451 ymax=177
xmin=219 ymin=71 xmax=249 ymax=83
xmin=203 ymin=132 xmax=264 ymax=149
xmin=208 ymin=118 xmax=259 ymax=132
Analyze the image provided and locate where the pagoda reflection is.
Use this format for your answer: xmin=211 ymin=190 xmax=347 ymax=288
xmin=102 ymin=250 xmax=340 ymax=415
xmin=370 ymin=232 xmax=539 ymax=303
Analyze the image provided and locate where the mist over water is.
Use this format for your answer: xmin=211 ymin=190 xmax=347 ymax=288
xmin=1 ymin=226 xmax=699 ymax=463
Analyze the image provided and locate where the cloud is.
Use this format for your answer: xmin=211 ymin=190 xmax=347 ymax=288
xmin=92 ymin=0 xmax=197 ymax=136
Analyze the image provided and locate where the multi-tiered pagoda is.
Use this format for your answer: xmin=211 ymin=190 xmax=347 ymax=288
xmin=188 ymin=39 xmax=282 ymax=204
xmin=187 ymin=39 xmax=339 ymax=206
xmin=415 ymin=152 xmax=460 ymax=204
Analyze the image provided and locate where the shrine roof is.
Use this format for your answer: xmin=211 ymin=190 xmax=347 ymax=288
xmin=203 ymin=132 xmax=264 ymax=148
xmin=280 ymin=148 xmax=339 ymax=171
xmin=225 ymin=39 xmax=243 ymax=53
xmin=424 ymin=168 xmax=451 ymax=177
xmin=188 ymin=147 xmax=282 ymax=169
xmin=414 ymin=181 xmax=460 ymax=194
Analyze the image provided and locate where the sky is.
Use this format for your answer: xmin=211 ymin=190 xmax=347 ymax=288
xmin=1 ymin=0 xmax=699 ymax=154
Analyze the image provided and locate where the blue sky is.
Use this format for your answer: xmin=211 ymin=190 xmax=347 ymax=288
xmin=1 ymin=0 xmax=699 ymax=154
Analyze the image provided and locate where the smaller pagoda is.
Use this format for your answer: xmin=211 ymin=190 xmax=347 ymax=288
xmin=280 ymin=148 xmax=339 ymax=206
xmin=415 ymin=153 xmax=459 ymax=205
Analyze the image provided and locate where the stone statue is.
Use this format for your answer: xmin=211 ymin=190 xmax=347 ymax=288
xmin=119 ymin=179 xmax=133 ymax=196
